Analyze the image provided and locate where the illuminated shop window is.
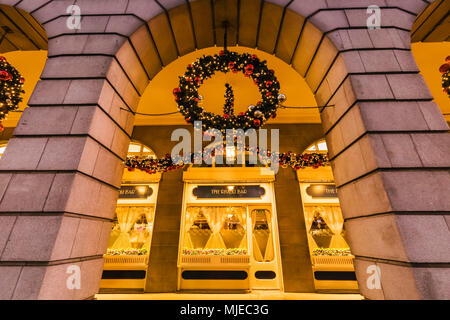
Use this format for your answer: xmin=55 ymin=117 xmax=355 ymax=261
xmin=0 ymin=143 xmax=7 ymax=158
xmin=182 ymin=206 xmax=248 ymax=255
xmin=127 ymin=142 xmax=157 ymax=158
xmin=105 ymin=142 xmax=158 ymax=257
xmin=108 ymin=206 xmax=155 ymax=255
xmin=306 ymin=139 xmax=328 ymax=152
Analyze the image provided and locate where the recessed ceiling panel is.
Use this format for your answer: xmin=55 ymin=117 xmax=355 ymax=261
xmin=148 ymin=13 xmax=179 ymax=66
xmin=189 ymin=0 xmax=215 ymax=49
xmin=238 ymin=0 xmax=261 ymax=48
xmin=257 ymin=2 xmax=284 ymax=53
xmin=130 ymin=25 xmax=163 ymax=79
xmin=275 ymin=9 xmax=304 ymax=63
xmin=291 ymin=21 xmax=322 ymax=77
xmin=168 ymin=3 xmax=196 ymax=56
xmin=214 ymin=0 xmax=238 ymax=47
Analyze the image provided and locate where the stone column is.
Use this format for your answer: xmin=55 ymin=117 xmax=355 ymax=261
xmin=0 ymin=0 xmax=147 ymax=299
xmin=275 ymin=168 xmax=315 ymax=292
xmin=145 ymin=169 xmax=184 ymax=292
xmin=310 ymin=4 xmax=450 ymax=299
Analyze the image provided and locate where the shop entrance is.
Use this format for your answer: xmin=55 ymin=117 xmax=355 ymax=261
xmin=178 ymin=181 xmax=283 ymax=292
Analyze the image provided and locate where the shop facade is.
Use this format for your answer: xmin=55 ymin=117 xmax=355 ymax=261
xmin=0 ymin=0 xmax=449 ymax=300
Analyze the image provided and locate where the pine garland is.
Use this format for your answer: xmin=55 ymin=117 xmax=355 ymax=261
xmin=440 ymin=56 xmax=450 ymax=98
xmin=0 ymin=56 xmax=25 ymax=128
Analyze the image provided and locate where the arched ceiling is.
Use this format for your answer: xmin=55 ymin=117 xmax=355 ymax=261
xmin=0 ymin=5 xmax=47 ymax=53
xmin=134 ymin=46 xmax=319 ymax=126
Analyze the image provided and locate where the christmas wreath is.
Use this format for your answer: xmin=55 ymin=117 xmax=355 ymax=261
xmin=0 ymin=56 xmax=25 ymax=130
xmin=440 ymin=56 xmax=450 ymax=98
xmin=173 ymin=50 xmax=285 ymax=131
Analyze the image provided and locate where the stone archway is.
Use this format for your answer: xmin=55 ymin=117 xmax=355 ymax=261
xmin=0 ymin=0 xmax=448 ymax=300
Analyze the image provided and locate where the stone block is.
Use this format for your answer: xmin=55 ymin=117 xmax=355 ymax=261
xmin=345 ymin=215 xmax=409 ymax=262
xmin=41 ymin=55 xmax=113 ymax=79
xmin=386 ymin=73 xmax=433 ymax=100
xmin=28 ymin=80 xmax=71 ymax=106
xmin=379 ymin=133 xmax=423 ymax=167
xmin=0 ymin=173 xmax=55 ymax=212
xmin=0 ymin=215 xmax=16 ymax=255
xmin=381 ymin=170 xmax=450 ymax=212
xmin=14 ymin=106 xmax=78 ymax=136
xmin=105 ymin=15 xmax=144 ymax=37
xmin=31 ymin=0 xmax=76 ymax=25
xmin=291 ymin=21 xmax=323 ymax=76
xmin=377 ymin=262 xmax=421 ymax=299
xmin=395 ymin=215 xmax=450 ymax=263
xmin=73 ymin=0 xmax=128 ymax=14
xmin=38 ymin=263 xmax=77 ymax=300
xmin=410 ymin=133 xmax=450 ymax=167
xmin=63 ymin=79 xmax=105 ymax=105
xmin=349 ymin=74 xmax=394 ymax=100
xmin=288 ymin=0 xmax=327 ymax=17
xmin=337 ymin=172 xmax=392 ymax=218
xmin=37 ymin=136 xmax=100 ymax=174
xmin=0 ymin=137 xmax=48 ymax=170
xmin=129 ymin=25 xmax=163 ymax=79
xmin=50 ymin=216 xmax=80 ymax=261
xmin=353 ymin=258 xmax=385 ymax=300
xmin=413 ymin=267 xmax=450 ymax=300
xmin=11 ymin=266 xmax=46 ymax=300
xmin=92 ymin=147 xmax=124 ymax=188
xmin=83 ymin=34 xmax=126 ymax=55
xmin=126 ymin=0 xmax=163 ymax=22
xmin=115 ymin=40 xmax=149 ymax=95
xmin=0 ymin=266 xmax=22 ymax=300
xmin=1 ymin=215 xmax=62 ymax=261
xmin=359 ymin=50 xmax=401 ymax=73
xmin=306 ymin=37 xmax=338 ymax=92
xmin=358 ymin=101 xmax=430 ymax=132
xmin=70 ymin=218 xmax=104 ymax=258
xmin=48 ymin=35 xmax=88 ymax=56
xmin=417 ymin=101 xmax=450 ymax=131
xmin=309 ymin=10 xmax=349 ymax=32
xmin=96 ymin=221 xmax=113 ymax=255
xmin=76 ymin=15 xmax=111 ymax=33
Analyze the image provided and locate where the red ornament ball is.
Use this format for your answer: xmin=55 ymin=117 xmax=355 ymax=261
xmin=253 ymin=119 xmax=261 ymax=127
xmin=439 ymin=63 xmax=450 ymax=74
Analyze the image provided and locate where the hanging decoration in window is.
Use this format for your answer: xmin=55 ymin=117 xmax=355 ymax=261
xmin=0 ymin=56 xmax=25 ymax=132
xmin=440 ymin=56 xmax=450 ymax=98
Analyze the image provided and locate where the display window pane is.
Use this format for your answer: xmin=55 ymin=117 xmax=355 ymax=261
xmin=251 ymin=209 xmax=274 ymax=262
xmin=107 ymin=206 xmax=155 ymax=255
xmin=183 ymin=206 xmax=248 ymax=255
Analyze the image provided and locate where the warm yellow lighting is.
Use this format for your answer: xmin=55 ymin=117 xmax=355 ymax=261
xmin=136 ymin=186 xmax=147 ymax=195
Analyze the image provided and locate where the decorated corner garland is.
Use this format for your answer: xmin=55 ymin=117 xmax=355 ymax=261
xmin=440 ymin=56 xmax=450 ymax=98
xmin=0 ymin=56 xmax=25 ymax=131
xmin=173 ymin=50 xmax=285 ymax=132
xmin=125 ymin=149 xmax=329 ymax=174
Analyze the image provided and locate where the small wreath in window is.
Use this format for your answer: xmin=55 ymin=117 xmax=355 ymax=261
xmin=0 ymin=56 xmax=25 ymax=131
xmin=173 ymin=50 xmax=285 ymax=132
